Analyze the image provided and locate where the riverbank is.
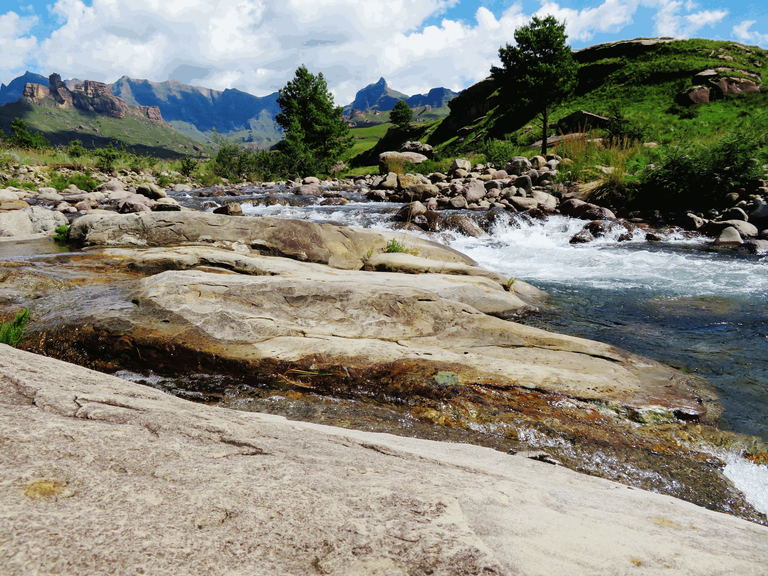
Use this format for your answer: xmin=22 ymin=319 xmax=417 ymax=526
xmin=3 ymin=343 xmax=768 ymax=576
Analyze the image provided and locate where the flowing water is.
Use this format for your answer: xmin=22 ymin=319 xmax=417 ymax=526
xmin=175 ymin=186 xmax=768 ymax=513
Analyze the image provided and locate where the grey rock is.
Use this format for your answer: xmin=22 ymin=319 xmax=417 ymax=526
xmin=714 ymin=226 xmax=743 ymax=246
xmin=3 ymin=345 xmax=766 ymax=576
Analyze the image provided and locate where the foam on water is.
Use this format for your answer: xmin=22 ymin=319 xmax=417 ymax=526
xmin=723 ymin=454 xmax=768 ymax=515
xmin=450 ymin=216 xmax=768 ymax=298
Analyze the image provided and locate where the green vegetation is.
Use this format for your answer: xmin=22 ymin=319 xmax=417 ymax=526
xmin=390 ymin=100 xmax=413 ymax=129
xmin=385 ymin=237 xmax=420 ymax=256
xmin=8 ymin=118 xmax=50 ymax=149
xmin=276 ymin=65 xmax=353 ymax=176
xmin=0 ymin=308 xmax=30 ymax=347
xmin=492 ymin=16 xmax=578 ymax=155
xmin=53 ymin=225 xmax=69 ymax=245
xmin=48 ymin=171 xmax=99 ymax=192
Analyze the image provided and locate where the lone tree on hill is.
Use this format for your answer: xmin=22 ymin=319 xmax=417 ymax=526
xmin=276 ymin=65 xmax=352 ymax=176
xmin=390 ymin=99 xmax=413 ymax=129
xmin=491 ymin=16 xmax=578 ymax=156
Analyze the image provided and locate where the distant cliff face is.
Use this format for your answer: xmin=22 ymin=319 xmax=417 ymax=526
xmin=0 ymin=72 xmax=50 ymax=105
xmin=111 ymin=76 xmax=281 ymax=135
xmin=21 ymin=73 xmax=164 ymax=122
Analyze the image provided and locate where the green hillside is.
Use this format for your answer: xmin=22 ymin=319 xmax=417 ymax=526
xmin=429 ymin=38 xmax=768 ymax=154
xmin=0 ymin=99 xmax=214 ymax=158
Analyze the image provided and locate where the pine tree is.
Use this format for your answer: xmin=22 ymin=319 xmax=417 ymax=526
xmin=276 ymin=66 xmax=352 ymax=176
xmin=492 ymin=16 xmax=578 ymax=156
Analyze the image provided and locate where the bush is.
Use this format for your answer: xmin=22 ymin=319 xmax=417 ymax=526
xmin=180 ymin=156 xmax=197 ymax=177
xmin=68 ymin=139 xmax=86 ymax=158
xmin=483 ymin=139 xmax=518 ymax=166
xmin=633 ymin=122 xmax=768 ymax=210
xmin=93 ymin=144 xmax=120 ymax=172
xmin=53 ymin=225 xmax=69 ymax=245
xmin=0 ymin=308 xmax=30 ymax=347
xmin=48 ymin=171 xmax=99 ymax=192
xmin=8 ymin=118 xmax=50 ymax=150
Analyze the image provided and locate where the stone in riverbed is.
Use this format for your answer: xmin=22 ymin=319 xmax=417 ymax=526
xmin=714 ymin=226 xmax=743 ymax=246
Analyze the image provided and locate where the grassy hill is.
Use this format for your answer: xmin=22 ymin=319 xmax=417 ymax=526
xmin=0 ymin=99 xmax=214 ymax=158
xmin=428 ymin=38 xmax=768 ymax=155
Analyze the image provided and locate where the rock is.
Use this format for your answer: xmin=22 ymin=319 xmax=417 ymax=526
xmin=704 ymin=220 xmax=758 ymax=238
xmin=3 ymin=345 xmax=766 ymax=576
xmin=401 ymin=141 xmax=433 ymax=157
xmin=394 ymin=201 xmax=427 ymax=222
xmin=677 ymin=86 xmax=711 ymax=105
xmin=118 ymin=195 xmax=154 ymax=213
xmin=152 ymin=198 xmax=182 ymax=212
xmin=443 ymin=213 xmax=484 ymax=237
xmin=722 ymin=207 xmax=748 ymax=221
xmin=463 ymin=180 xmax=487 ymax=203
xmin=570 ymin=230 xmax=595 ymax=244
xmin=397 ymin=174 xmax=421 ymax=190
xmin=449 ymin=195 xmax=468 ymax=209
xmin=492 ymin=170 xmax=508 ymax=179
xmin=504 ymin=157 xmax=532 ymax=175
xmin=296 ymin=184 xmax=322 ymax=196
xmin=737 ymin=239 xmax=768 ymax=255
xmin=681 ymin=213 xmax=705 ymax=231
xmin=173 ymin=183 xmax=193 ymax=193
xmin=0 ymin=209 xmax=34 ymax=237
xmin=379 ymin=152 xmax=428 ymax=174
xmin=302 ymin=176 xmax=321 ymax=185
xmin=516 ymin=175 xmax=533 ymax=194
xmin=531 ymin=190 xmax=558 ymax=212
xmin=509 ymin=197 xmax=539 ymax=212
xmin=404 ymin=182 xmax=440 ymax=202
xmin=136 ymin=182 xmax=167 ymax=200
xmin=24 ymin=206 xmax=68 ymax=233
xmin=0 ymin=189 xmax=19 ymax=201
xmin=96 ymin=180 xmax=124 ymax=193
xmin=560 ymin=198 xmax=587 ymax=216
xmin=714 ymin=226 xmax=743 ymax=246
xmin=450 ymin=158 xmax=472 ymax=172
xmin=68 ymin=211 xmax=475 ymax=270
xmin=750 ymin=198 xmax=768 ymax=219
xmin=377 ymin=172 xmax=399 ymax=190
xmin=530 ymin=155 xmax=546 ymax=169
xmin=0 ymin=199 xmax=30 ymax=212
xmin=212 ymin=202 xmax=243 ymax=216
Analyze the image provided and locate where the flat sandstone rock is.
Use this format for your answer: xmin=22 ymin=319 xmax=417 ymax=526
xmin=1 ymin=345 xmax=767 ymax=576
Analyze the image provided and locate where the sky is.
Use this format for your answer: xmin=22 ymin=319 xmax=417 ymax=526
xmin=1 ymin=0 xmax=767 ymax=103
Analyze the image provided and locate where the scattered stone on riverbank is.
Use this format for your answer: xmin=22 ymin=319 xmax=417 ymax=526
xmin=3 ymin=344 xmax=767 ymax=576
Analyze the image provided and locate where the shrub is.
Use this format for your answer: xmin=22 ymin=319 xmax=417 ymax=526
xmin=48 ymin=171 xmax=99 ymax=192
xmin=68 ymin=139 xmax=86 ymax=158
xmin=483 ymin=139 xmax=518 ymax=166
xmin=180 ymin=156 xmax=197 ymax=177
xmin=0 ymin=308 xmax=30 ymax=347
xmin=8 ymin=118 xmax=50 ymax=150
xmin=93 ymin=144 xmax=120 ymax=172
xmin=53 ymin=225 xmax=69 ymax=245
xmin=382 ymin=155 xmax=406 ymax=175
xmin=385 ymin=237 xmax=420 ymax=256
xmin=633 ymin=122 xmax=768 ymax=210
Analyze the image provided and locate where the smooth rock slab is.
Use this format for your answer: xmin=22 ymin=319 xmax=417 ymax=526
xmin=2 ymin=345 xmax=767 ymax=576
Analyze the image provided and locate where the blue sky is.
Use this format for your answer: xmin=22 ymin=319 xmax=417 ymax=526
xmin=2 ymin=0 xmax=767 ymax=102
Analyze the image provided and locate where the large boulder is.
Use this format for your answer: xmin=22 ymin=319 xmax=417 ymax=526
xmin=68 ymin=211 xmax=475 ymax=270
xmin=3 ymin=345 xmax=767 ymax=576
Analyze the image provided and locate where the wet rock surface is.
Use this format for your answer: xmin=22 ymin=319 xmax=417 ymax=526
xmin=3 ymin=345 xmax=768 ymax=576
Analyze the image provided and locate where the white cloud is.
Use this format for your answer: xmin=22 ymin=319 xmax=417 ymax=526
xmin=0 ymin=0 xmax=738 ymax=104
xmin=0 ymin=11 xmax=39 ymax=83
xmin=733 ymin=20 xmax=768 ymax=47
xmin=536 ymin=0 xmax=638 ymax=42
xmin=653 ymin=0 xmax=726 ymax=38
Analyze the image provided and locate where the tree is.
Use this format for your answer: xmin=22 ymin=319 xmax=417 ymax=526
xmin=276 ymin=65 xmax=352 ymax=176
xmin=390 ymin=100 xmax=413 ymax=129
xmin=491 ymin=16 xmax=578 ymax=156
xmin=8 ymin=117 xmax=50 ymax=149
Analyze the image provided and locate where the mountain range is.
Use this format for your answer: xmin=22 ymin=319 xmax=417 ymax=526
xmin=0 ymin=72 xmax=457 ymax=150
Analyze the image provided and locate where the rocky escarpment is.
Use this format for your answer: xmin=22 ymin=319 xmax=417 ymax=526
xmin=22 ymin=73 xmax=164 ymax=121
xmin=3 ymin=344 xmax=767 ymax=575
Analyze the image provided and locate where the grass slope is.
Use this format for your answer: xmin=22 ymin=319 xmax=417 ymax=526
xmin=0 ymin=100 xmax=215 ymax=158
xmin=429 ymin=38 xmax=768 ymax=155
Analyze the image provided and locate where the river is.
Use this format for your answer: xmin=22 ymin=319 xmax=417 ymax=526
xmin=176 ymin=185 xmax=768 ymax=513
